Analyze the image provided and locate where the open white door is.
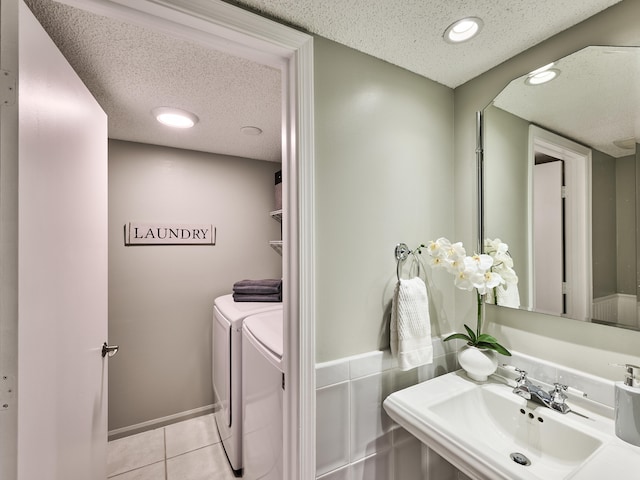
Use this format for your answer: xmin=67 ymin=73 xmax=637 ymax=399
xmin=17 ymin=1 xmax=109 ymax=479
xmin=533 ymin=161 xmax=564 ymax=315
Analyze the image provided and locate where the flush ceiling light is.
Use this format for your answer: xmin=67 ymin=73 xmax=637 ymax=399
xmin=613 ymin=138 xmax=636 ymax=150
xmin=443 ymin=17 xmax=483 ymax=43
xmin=152 ymin=107 xmax=199 ymax=129
xmin=525 ymin=62 xmax=560 ymax=86
xmin=241 ymin=126 xmax=263 ymax=136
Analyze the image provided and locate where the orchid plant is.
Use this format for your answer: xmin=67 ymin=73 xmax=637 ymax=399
xmin=417 ymin=237 xmax=517 ymax=357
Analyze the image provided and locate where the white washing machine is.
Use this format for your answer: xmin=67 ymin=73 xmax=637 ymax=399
xmin=242 ymin=310 xmax=284 ymax=480
xmin=212 ymin=294 xmax=282 ymax=475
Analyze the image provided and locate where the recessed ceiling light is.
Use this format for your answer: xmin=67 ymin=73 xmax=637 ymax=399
xmin=152 ymin=107 xmax=199 ymax=129
xmin=443 ymin=17 xmax=483 ymax=43
xmin=241 ymin=126 xmax=263 ymax=136
xmin=613 ymin=138 xmax=636 ymax=150
xmin=525 ymin=63 xmax=560 ymax=85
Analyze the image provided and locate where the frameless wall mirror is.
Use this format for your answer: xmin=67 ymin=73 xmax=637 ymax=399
xmin=481 ymin=45 xmax=640 ymax=331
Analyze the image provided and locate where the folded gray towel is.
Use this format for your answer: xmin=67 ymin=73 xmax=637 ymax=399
xmin=232 ymin=278 xmax=282 ymax=295
xmin=232 ymin=292 xmax=282 ymax=303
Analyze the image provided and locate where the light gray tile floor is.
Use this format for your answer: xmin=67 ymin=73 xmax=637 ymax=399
xmin=108 ymin=414 xmax=236 ymax=480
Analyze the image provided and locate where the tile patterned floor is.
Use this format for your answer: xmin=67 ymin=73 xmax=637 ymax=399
xmin=108 ymin=414 xmax=236 ymax=480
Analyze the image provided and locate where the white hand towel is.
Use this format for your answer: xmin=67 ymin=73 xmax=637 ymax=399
xmin=498 ymin=283 xmax=520 ymax=308
xmin=390 ymin=277 xmax=433 ymax=371
xmin=486 ymin=284 xmax=521 ymax=308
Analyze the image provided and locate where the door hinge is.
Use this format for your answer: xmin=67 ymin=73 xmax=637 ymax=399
xmin=0 ymin=70 xmax=16 ymax=106
xmin=561 ymin=186 xmax=567 ymax=199
xmin=562 ymin=282 xmax=567 ymax=294
xmin=0 ymin=374 xmax=16 ymax=412
xmin=282 ymin=372 xmax=285 ymax=390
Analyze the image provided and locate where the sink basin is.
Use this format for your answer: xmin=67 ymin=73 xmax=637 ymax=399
xmin=383 ymin=371 xmax=640 ymax=479
xmin=428 ymin=381 xmax=602 ymax=477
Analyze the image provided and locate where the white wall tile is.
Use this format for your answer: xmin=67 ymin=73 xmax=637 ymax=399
xmin=508 ymin=352 xmax=558 ymax=386
xmin=431 ymin=338 xmax=451 ymax=358
xmin=317 ymin=382 xmax=351 ymax=476
xmin=418 ymin=352 xmax=458 ymax=383
xmin=350 ymin=371 xmax=394 ymax=460
xmin=425 ymin=447 xmax=457 ymax=480
xmin=351 ymin=449 xmax=392 ymax=480
xmin=350 ymin=350 xmax=396 ymax=379
xmin=317 ymin=359 xmax=350 ymax=388
xmin=391 ymin=427 xmax=415 ymax=445
xmin=393 ymin=429 xmax=425 ymax=480
xmin=315 ymin=349 xmax=466 ymax=479
xmin=317 ymin=465 xmax=351 ymax=480
xmin=557 ymin=366 xmax=615 ymax=407
xmin=393 ymin=367 xmax=421 ymax=392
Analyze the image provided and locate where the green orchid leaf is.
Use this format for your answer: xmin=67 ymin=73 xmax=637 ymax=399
xmin=476 ymin=341 xmax=512 ymax=356
xmin=463 ymin=324 xmax=477 ymax=343
xmin=443 ymin=333 xmax=473 ymax=343
xmin=477 ymin=333 xmax=498 ymax=344
xmin=492 ymin=342 xmax=512 ymax=356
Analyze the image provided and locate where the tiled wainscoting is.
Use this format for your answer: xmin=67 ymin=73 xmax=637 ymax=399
xmin=315 ymin=344 xmax=617 ymax=480
xmin=315 ymin=340 xmax=473 ymax=480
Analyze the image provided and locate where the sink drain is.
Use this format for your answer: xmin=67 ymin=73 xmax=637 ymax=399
xmin=510 ymin=452 xmax=531 ymax=466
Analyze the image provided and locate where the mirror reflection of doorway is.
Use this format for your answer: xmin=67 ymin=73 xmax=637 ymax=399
xmin=529 ymin=125 xmax=592 ymax=321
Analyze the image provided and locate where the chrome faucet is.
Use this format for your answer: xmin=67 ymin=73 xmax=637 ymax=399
xmin=512 ymin=368 xmax=571 ymax=414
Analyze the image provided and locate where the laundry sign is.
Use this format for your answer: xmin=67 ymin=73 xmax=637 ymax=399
xmin=125 ymin=223 xmax=216 ymax=246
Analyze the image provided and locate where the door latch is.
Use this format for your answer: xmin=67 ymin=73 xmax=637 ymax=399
xmin=102 ymin=342 xmax=119 ymax=358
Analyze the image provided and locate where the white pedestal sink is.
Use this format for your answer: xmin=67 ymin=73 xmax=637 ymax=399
xmin=383 ymin=370 xmax=640 ymax=479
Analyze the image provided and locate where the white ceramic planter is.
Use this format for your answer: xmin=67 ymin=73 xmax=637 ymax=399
xmin=457 ymin=344 xmax=498 ymax=382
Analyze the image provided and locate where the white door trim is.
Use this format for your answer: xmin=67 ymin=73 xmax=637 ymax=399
xmin=528 ymin=125 xmax=592 ymax=321
xmin=10 ymin=1 xmax=317 ymax=478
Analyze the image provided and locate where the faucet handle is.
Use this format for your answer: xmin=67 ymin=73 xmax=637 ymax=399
xmin=511 ymin=368 xmax=531 ymax=400
xmin=551 ymin=383 xmax=568 ymax=403
xmin=514 ymin=368 xmax=528 ymax=382
xmin=550 ymin=383 xmax=572 ymax=414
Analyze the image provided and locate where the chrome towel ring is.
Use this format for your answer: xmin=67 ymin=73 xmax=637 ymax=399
xmin=395 ymin=243 xmax=411 ymax=281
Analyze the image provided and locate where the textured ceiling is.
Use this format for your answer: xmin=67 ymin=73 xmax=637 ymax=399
xmin=229 ymin=0 xmax=622 ymax=88
xmin=26 ymin=0 xmax=622 ymax=162
xmin=26 ymin=0 xmax=283 ymax=162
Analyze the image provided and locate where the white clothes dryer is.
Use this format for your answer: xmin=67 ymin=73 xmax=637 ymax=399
xmin=212 ymin=294 xmax=282 ymax=475
xmin=242 ymin=310 xmax=284 ymax=480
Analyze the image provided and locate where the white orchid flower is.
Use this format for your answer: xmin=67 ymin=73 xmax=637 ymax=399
xmin=426 ymin=238 xmax=449 ymax=267
xmin=484 ymin=238 xmax=518 ymax=286
xmin=425 ymin=237 xmax=516 ymax=293
xmin=424 ymin=237 xmax=516 ymax=357
xmin=473 ymin=269 xmax=505 ymax=295
xmin=453 ymin=265 xmax=475 ymax=291
xmin=468 ymin=253 xmax=493 ymax=272
xmin=484 ymin=237 xmax=506 ymax=254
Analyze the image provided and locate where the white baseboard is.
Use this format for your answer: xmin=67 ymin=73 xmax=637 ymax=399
xmin=108 ymin=404 xmax=216 ymax=441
